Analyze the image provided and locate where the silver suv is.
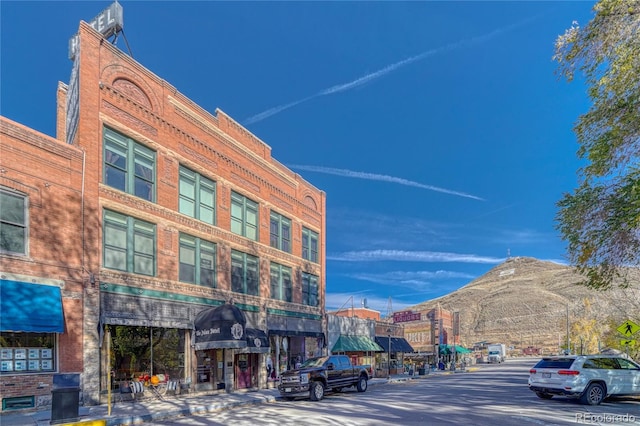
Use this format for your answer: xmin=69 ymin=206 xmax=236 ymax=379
xmin=528 ymin=355 xmax=640 ymax=405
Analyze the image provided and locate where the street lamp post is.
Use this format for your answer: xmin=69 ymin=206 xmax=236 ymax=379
xmin=387 ymin=328 xmax=392 ymax=379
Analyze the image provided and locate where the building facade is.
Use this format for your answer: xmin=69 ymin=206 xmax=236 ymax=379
xmin=399 ymin=306 xmax=462 ymax=368
xmin=326 ymin=313 xmax=382 ymax=376
xmin=0 ymin=19 xmax=326 ymax=411
xmin=0 ymin=118 xmax=86 ymax=411
xmin=329 ymin=306 xmax=381 ymax=321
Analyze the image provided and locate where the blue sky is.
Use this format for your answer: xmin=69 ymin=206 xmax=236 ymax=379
xmin=1 ymin=1 xmax=595 ymax=315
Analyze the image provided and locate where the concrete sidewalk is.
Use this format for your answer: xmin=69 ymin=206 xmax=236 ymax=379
xmin=0 ymin=371 xmax=465 ymax=426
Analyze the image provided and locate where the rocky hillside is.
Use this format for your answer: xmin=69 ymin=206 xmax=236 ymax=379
xmin=408 ymin=257 xmax=640 ymax=353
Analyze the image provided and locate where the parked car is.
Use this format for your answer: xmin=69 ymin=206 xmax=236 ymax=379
xmin=528 ymin=355 xmax=640 ymax=405
xmin=278 ymin=355 xmax=369 ymax=401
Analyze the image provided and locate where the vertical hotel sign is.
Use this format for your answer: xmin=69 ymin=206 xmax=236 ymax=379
xmin=66 ymin=57 xmax=80 ymax=145
xmin=66 ymin=2 xmax=124 ymax=144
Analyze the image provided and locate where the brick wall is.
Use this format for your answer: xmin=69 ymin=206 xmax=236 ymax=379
xmin=0 ymin=117 xmax=85 ymax=403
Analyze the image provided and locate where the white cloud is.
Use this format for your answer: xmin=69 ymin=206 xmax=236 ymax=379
xmin=348 ymin=270 xmax=476 ymax=287
xmin=289 ymin=165 xmax=484 ymax=200
xmin=243 ymin=16 xmax=538 ymax=125
xmin=327 ymin=208 xmax=459 ymax=251
xmin=490 ymin=228 xmax=557 ymax=246
xmin=328 ymin=249 xmax=504 ymax=264
xmin=543 ymin=258 xmax=568 ymax=265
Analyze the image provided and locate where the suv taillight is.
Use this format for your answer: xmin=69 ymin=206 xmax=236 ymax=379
xmin=529 ymin=369 xmax=537 ymax=374
xmin=557 ymin=370 xmax=580 ymax=375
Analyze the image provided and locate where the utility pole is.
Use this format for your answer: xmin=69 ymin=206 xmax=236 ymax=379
xmin=566 ymin=304 xmax=570 ymax=355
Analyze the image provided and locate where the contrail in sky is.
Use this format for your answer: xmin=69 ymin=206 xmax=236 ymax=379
xmin=244 ymin=16 xmax=537 ymax=125
xmin=288 ymin=164 xmax=484 ymax=200
xmin=328 ymin=249 xmax=504 ymax=264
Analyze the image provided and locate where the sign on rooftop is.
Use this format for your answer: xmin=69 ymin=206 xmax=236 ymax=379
xmin=68 ymin=1 xmax=124 ymax=60
xmin=393 ymin=311 xmax=421 ymax=323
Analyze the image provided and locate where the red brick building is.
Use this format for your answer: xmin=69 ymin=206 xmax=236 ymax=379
xmin=329 ymin=307 xmax=381 ymax=321
xmin=0 ymin=118 xmax=86 ymax=410
xmin=400 ymin=306 xmax=460 ymax=355
xmin=1 ymin=17 xmax=326 ymax=410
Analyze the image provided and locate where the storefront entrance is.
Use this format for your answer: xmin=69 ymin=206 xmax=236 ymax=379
xmin=109 ymin=326 xmax=185 ymax=382
xmin=196 ymin=349 xmax=224 ymax=390
xmin=234 ymin=353 xmax=257 ymax=389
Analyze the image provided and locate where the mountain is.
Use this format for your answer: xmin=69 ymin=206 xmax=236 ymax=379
xmin=408 ymin=257 xmax=640 ymax=353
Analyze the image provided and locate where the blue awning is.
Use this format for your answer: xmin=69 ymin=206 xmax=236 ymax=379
xmin=0 ymin=279 xmax=64 ymax=332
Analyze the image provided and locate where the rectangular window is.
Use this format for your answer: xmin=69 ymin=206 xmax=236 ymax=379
xmin=0 ymin=332 xmax=55 ymax=375
xmin=270 ymin=262 xmax=292 ymax=302
xmin=230 ymin=192 xmax=258 ymax=241
xmin=231 ymin=250 xmax=259 ymax=296
xmin=103 ymin=210 xmax=156 ymax=276
xmin=270 ymin=212 xmax=291 ymax=253
xmin=0 ymin=189 xmax=27 ymax=255
xmin=302 ymin=272 xmax=319 ymax=307
xmin=179 ymin=166 xmax=216 ymax=224
xmin=103 ymin=127 xmax=156 ymax=202
xmin=179 ymin=233 xmax=217 ymax=287
xmin=302 ymin=228 xmax=319 ymax=263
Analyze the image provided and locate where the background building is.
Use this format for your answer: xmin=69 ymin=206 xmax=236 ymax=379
xmin=327 ymin=313 xmax=382 ymax=376
xmin=399 ymin=306 xmax=463 ymax=367
xmin=328 ymin=305 xmax=381 ymax=321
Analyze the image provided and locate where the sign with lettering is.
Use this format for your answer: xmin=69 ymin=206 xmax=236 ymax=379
xmin=194 ymin=327 xmax=221 ymax=337
xmin=65 ymin=56 xmax=79 ymax=145
xmin=393 ymin=310 xmax=421 ymax=323
xmin=68 ymin=2 xmax=124 ymax=60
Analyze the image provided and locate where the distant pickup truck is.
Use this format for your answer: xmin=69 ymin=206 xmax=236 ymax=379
xmin=278 ymin=355 xmax=370 ymax=401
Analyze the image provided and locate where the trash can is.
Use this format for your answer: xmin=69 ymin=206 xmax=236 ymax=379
xmin=418 ymin=367 xmax=426 ymax=376
xmin=50 ymin=373 xmax=80 ymax=425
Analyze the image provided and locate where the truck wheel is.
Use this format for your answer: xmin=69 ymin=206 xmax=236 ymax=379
xmin=310 ymin=381 xmax=324 ymax=401
xmin=356 ymin=376 xmax=368 ymax=392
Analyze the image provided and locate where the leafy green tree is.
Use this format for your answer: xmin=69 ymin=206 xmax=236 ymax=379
xmin=554 ymin=0 xmax=640 ymax=290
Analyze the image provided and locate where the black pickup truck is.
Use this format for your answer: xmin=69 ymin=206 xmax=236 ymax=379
xmin=278 ymin=355 xmax=370 ymax=401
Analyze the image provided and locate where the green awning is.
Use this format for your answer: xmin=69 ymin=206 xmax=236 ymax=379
xmin=332 ymin=335 xmax=384 ymax=353
xmin=439 ymin=344 xmax=472 ymax=355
